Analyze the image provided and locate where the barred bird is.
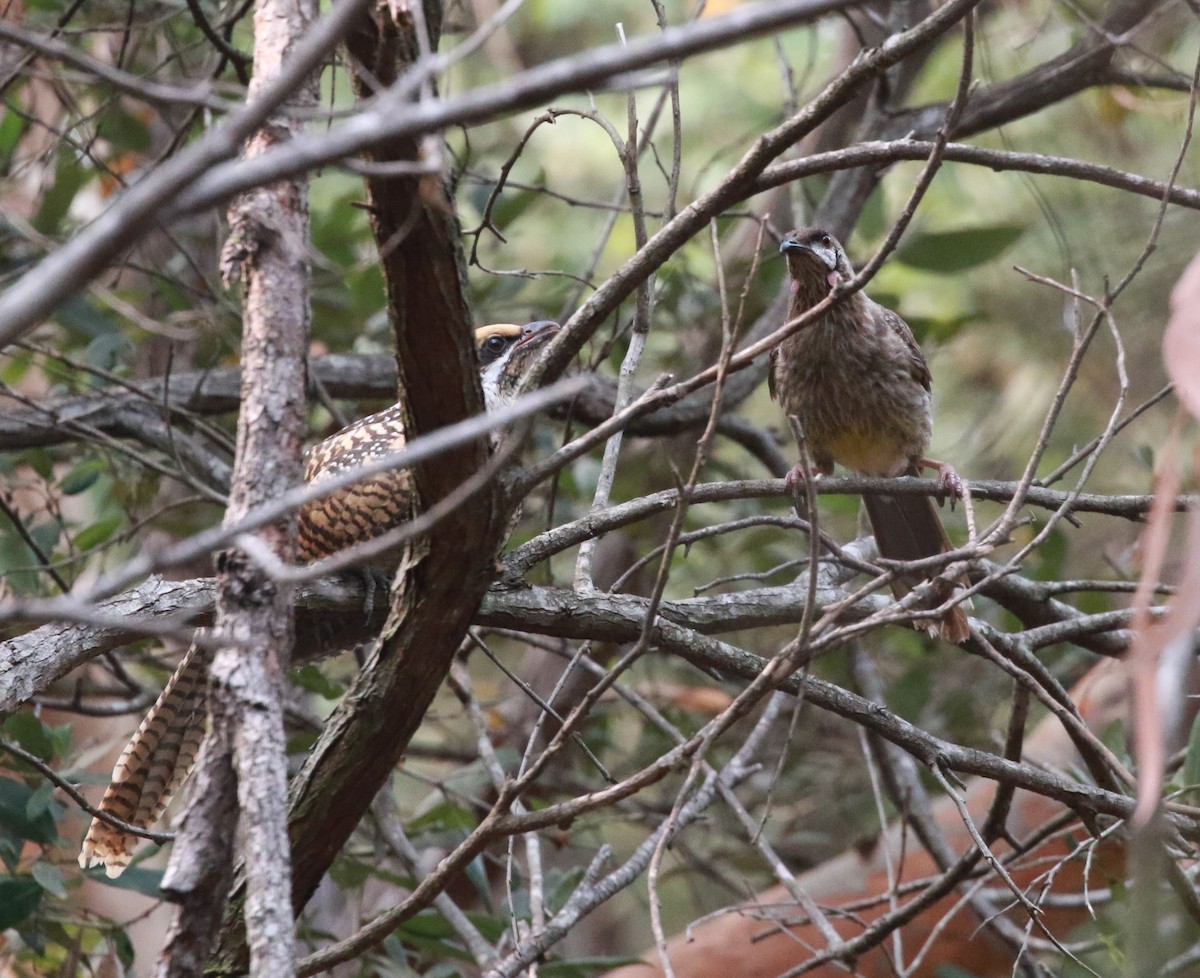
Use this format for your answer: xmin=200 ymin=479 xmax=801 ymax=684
xmin=769 ymin=228 xmax=969 ymax=643
xmin=79 ymin=320 xmax=560 ymax=877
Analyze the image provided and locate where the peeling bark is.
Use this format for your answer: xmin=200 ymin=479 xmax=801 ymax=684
xmin=156 ymin=1 xmax=319 ymax=976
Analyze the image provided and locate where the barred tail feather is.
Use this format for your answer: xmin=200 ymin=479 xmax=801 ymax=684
xmin=79 ymin=642 xmax=212 ymax=877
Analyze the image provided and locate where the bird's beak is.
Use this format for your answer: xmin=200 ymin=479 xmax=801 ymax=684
xmin=515 ymin=320 xmax=561 ymax=350
xmin=779 ymin=238 xmax=808 ymax=256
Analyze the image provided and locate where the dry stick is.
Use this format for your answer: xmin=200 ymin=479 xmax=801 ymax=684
xmin=889 ymin=682 xmax=1088 ymax=977
xmin=504 ymin=476 xmax=1185 ymax=578
xmin=369 ymin=790 xmax=497 ymax=969
xmin=972 ymin=632 xmax=1133 ymax=793
xmin=990 ymin=38 xmax=1200 ymax=552
xmin=574 ymin=55 xmax=654 ymax=591
xmin=3 ymin=140 xmax=1192 ymax=454
xmin=0 ymin=379 xmax=230 ymax=504
xmin=447 ymin=662 xmax=538 ymax=970
xmin=0 ymin=737 xmax=172 ymax=844
xmin=754 ymin=141 xmax=1200 ymax=211
xmin=296 ymin=620 xmax=1191 ymax=976
xmin=157 ymin=0 xmax=318 ymax=972
xmin=857 ymin=724 xmax=908 ymax=968
xmin=0 ymin=0 xmax=377 ymax=349
xmin=643 ymin=218 xmax=760 ymax=978
xmin=0 ymin=376 xmax=583 ymax=624
xmin=856 ymin=653 xmax=1033 ymax=975
xmin=519 ymin=134 xmax=1200 ymax=494
xmin=945 ymin=68 xmax=1200 ymax=732
xmin=922 ymin=278 xmax=1144 ymax=646
xmin=485 ymin=668 xmax=789 ymax=978
xmin=1040 ymin=383 xmax=1173 ymax=487
xmin=648 ymin=0 xmax=684 ymax=223
xmin=467 ymin=630 xmax=612 ymax=781
xmin=297 ymin=590 xmax=875 ymax=972
xmin=531 ymin=0 xmax=984 ymax=387
xmin=0 ymin=486 xmax=1162 ymax=709
xmin=562 ymin=659 xmax=839 ymax=947
xmin=0 ymin=0 xmax=859 ymax=349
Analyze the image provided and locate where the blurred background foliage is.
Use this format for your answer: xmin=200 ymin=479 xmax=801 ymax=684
xmin=0 ymin=0 xmax=1197 ymax=974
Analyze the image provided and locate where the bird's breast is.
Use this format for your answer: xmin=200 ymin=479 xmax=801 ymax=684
xmin=772 ymin=315 xmax=931 ymax=475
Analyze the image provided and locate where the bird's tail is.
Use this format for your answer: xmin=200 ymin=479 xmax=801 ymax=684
xmin=862 ymin=486 xmax=970 ymax=644
xmin=79 ymin=641 xmax=212 ymax=877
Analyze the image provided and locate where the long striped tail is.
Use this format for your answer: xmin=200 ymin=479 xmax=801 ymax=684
xmin=79 ymin=642 xmax=212 ymax=877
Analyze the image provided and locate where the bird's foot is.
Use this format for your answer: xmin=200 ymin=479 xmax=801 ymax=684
xmin=918 ymin=457 xmax=964 ymax=509
xmin=358 ymin=568 xmax=392 ymax=622
xmin=785 ymin=462 xmax=830 ymax=517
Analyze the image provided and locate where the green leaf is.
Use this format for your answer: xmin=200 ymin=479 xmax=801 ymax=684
xmin=0 ymin=876 xmax=42 ymax=930
xmin=25 ymin=780 xmax=55 ymax=821
xmin=56 ymin=294 xmax=119 ymax=340
xmin=31 ymin=860 xmax=67 ymax=899
xmin=60 ymin=459 xmax=108 ymax=496
xmin=895 ymin=225 xmax=1024 ymax=274
xmin=3 ymin=713 xmax=57 ymax=762
xmin=857 ymin=185 xmax=887 ymax=240
xmin=291 ymin=664 xmax=345 ymax=700
xmin=97 ymin=103 xmax=151 ymax=153
xmin=86 ymin=331 xmax=132 ymax=372
xmin=1030 ymin=525 xmax=1067 ymax=584
xmin=84 ymin=864 xmax=165 ymax=897
xmin=31 ymin=519 xmax=61 ymax=557
xmin=493 ymin=182 xmax=543 ymax=230
xmin=112 ymin=926 xmax=137 ymax=968
xmin=0 ymin=777 xmax=59 ymax=846
xmin=407 ymin=799 xmax=478 ymax=834
xmin=0 ymin=109 xmax=25 ymax=169
xmin=32 ymin=149 xmax=88 ymax=236
xmin=1182 ymin=713 xmax=1200 ymax=797
xmin=74 ymin=516 xmax=123 ymax=552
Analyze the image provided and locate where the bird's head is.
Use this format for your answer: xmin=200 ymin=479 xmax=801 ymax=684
xmin=476 ymin=320 xmax=561 ymax=413
xmin=779 ymin=227 xmax=850 ymax=290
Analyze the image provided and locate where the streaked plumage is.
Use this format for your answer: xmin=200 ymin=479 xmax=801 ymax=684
xmin=770 ymin=227 xmax=969 ymax=643
xmin=79 ymin=320 xmax=559 ymax=876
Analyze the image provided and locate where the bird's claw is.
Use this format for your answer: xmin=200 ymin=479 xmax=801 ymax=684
xmin=359 ymin=568 xmax=392 ymax=622
xmin=934 ymin=463 xmax=964 ymax=510
xmin=785 ymin=462 xmax=830 ymax=518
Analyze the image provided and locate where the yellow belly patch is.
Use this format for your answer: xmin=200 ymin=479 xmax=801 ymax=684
xmin=825 ymin=429 xmax=907 ymax=476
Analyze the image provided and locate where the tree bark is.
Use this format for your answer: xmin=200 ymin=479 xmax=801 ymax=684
xmin=156 ymin=1 xmax=318 ymax=975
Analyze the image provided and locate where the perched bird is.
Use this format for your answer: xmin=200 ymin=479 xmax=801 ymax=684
xmin=769 ymin=227 xmax=969 ymax=643
xmin=79 ymin=320 xmax=560 ymax=877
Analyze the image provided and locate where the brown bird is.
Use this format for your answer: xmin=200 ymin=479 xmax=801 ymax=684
xmin=79 ymin=320 xmax=560 ymax=877
xmin=769 ymin=227 xmax=969 ymax=643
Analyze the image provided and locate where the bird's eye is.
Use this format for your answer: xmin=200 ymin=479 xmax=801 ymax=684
xmin=820 ymin=235 xmax=831 ymax=246
xmin=485 ymin=335 xmax=509 ymax=353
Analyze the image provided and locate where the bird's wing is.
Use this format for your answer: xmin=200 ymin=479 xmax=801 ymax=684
xmin=875 ymin=304 xmax=931 ymax=392
xmin=299 ymin=402 xmax=416 ymax=564
xmin=767 ymin=346 xmax=778 ymax=401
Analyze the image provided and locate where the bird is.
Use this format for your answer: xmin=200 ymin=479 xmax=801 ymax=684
xmin=769 ymin=227 xmax=970 ymax=643
xmin=79 ymin=320 xmax=560 ymax=877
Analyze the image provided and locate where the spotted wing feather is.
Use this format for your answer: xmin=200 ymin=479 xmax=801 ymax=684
xmin=297 ymin=402 xmax=417 ymax=567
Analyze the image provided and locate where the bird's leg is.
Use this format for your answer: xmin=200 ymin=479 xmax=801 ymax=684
xmin=784 ymin=458 xmax=832 ymax=518
xmin=916 ymin=456 xmax=963 ymax=509
xmin=356 ymin=567 xmax=392 ymax=622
